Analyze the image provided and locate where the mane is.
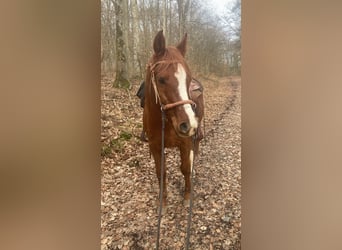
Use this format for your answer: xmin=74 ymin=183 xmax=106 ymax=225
xmin=152 ymin=46 xmax=191 ymax=77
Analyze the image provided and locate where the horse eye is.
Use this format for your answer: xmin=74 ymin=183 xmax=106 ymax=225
xmin=158 ymin=77 xmax=166 ymax=84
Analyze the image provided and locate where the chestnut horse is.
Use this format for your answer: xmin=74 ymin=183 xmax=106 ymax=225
xmin=143 ymin=30 xmax=204 ymax=213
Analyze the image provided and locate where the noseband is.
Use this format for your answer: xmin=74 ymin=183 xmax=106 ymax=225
xmin=149 ymin=60 xmax=196 ymax=111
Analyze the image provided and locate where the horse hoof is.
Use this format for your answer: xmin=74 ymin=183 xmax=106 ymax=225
xmin=183 ymin=199 xmax=190 ymax=207
xmin=157 ymin=205 xmax=168 ymax=215
xmin=140 ymin=131 xmax=148 ymax=142
xmin=162 ymin=206 xmax=167 ymax=215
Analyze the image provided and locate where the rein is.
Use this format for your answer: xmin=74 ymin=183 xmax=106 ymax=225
xmin=156 ymin=109 xmax=166 ymax=250
xmin=156 ymin=108 xmax=196 ymax=250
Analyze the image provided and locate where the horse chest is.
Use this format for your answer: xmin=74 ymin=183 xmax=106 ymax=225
xmin=146 ymin=118 xmax=184 ymax=148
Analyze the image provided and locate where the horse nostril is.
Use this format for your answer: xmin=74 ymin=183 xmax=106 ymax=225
xmin=179 ymin=122 xmax=190 ymax=134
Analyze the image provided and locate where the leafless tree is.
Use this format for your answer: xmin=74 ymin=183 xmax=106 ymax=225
xmin=101 ymin=0 xmax=241 ymax=86
xmin=112 ymin=0 xmax=130 ymax=88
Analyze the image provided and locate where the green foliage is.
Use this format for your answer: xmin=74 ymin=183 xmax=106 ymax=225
xmin=101 ymin=145 xmax=113 ymax=157
xmin=113 ymin=76 xmax=131 ymax=89
xmin=119 ymin=131 xmax=132 ymax=140
xmin=101 ymin=131 xmax=133 ymax=157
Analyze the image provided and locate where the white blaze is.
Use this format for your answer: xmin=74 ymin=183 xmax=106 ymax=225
xmin=174 ymin=63 xmax=198 ymax=131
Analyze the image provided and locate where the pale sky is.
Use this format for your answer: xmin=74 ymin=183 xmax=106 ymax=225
xmin=207 ymin=0 xmax=235 ymax=15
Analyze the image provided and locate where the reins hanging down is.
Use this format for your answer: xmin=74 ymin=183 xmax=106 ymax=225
xmin=156 ymin=109 xmax=166 ymax=250
xmin=155 ymin=109 xmax=196 ymax=250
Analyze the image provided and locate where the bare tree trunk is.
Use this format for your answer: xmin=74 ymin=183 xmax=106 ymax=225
xmin=123 ymin=0 xmax=131 ymax=78
xmin=156 ymin=0 xmax=160 ymax=28
xmin=168 ymin=0 xmax=172 ymax=44
xmin=162 ymin=0 xmax=167 ymax=41
xmin=131 ymin=0 xmax=140 ymax=78
xmin=176 ymin=0 xmax=183 ymax=39
xmin=101 ymin=0 xmax=241 ymax=80
xmin=112 ymin=0 xmax=130 ymax=88
xmin=176 ymin=0 xmax=190 ymax=39
xmin=142 ymin=0 xmax=149 ymax=76
xmin=187 ymin=0 xmax=192 ymax=24
xmin=101 ymin=0 xmax=115 ymax=76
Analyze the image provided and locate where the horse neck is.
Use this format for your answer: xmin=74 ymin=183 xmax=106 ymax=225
xmin=145 ymin=70 xmax=162 ymax=116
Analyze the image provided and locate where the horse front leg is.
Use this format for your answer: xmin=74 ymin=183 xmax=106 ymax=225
xmin=150 ymin=144 xmax=167 ymax=214
xmin=180 ymin=142 xmax=194 ymax=207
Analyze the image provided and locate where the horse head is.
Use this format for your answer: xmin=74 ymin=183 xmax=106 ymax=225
xmin=147 ymin=30 xmax=198 ymax=137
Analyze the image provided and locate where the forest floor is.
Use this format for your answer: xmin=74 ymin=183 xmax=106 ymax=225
xmin=101 ymin=75 xmax=241 ymax=250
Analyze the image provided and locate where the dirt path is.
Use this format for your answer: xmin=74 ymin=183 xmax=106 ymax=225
xmin=101 ymin=76 xmax=241 ymax=249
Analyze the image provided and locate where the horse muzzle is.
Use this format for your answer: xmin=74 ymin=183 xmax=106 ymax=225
xmin=177 ymin=121 xmax=197 ymax=137
xmin=173 ymin=103 xmax=198 ymax=137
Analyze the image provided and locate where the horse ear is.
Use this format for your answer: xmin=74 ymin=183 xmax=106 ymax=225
xmin=153 ymin=30 xmax=166 ymax=57
xmin=176 ymin=33 xmax=187 ymax=56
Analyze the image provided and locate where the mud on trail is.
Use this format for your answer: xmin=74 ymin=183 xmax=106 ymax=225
xmin=101 ymin=76 xmax=241 ymax=250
